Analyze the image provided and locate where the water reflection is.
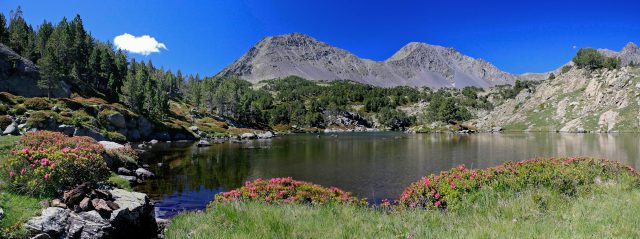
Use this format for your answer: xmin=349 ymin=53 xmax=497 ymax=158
xmin=135 ymin=132 xmax=640 ymax=218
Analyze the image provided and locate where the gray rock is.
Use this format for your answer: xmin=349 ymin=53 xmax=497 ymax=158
xmin=149 ymin=139 xmax=159 ymax=145
xmin=117 ymin=167 xmax=132 ymax=175
xmin=106 ymin=112 xmax=126 ymax=129
xmin=2 ymin=122 xmax=18 ymax=135
xmin=137 ymin=117 xmax=154 ymax=138
xmin=99 ymin=141 xmax=125 ymax=150
xmin=197 ymin=140 xmax=211 ymax=147
xmin=57 ymin=124 xmax=75 ymax=136
xmin=30 ymin=233 xmax=52 ymax=239
xmin=189 ymin=126 xmax=199 ymax=131
xmin=67 ymin=210 xmax=112 ymax=239
xmin=491 ymin=127 xmax=503 ymax=133
xmin=257 ymin=131 xmax=274 ymax=139
xmin=117 ymin=175 xmax=137 ymax=184
xmin=0 ymin=207 xmax=3 ymax=220
xmin=0 ymin=44 xmax=71 ymax=98
xmin=25 ymin=207 xmax=70 ymax=237
xmin=128 ymin=129 xmax=141 ymax=141
xmin=135 ymin=168 xmax=155 ymax=178
xmin=109 ymin=189 xmax=158 ymax=238
xmin=74 ymin=126 xmax=107 ymax=141
xmin=240 ymin=132 xmax=256 ymax=139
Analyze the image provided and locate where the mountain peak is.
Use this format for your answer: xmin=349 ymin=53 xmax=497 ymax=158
xmin=217 ymin=33 xmax=521 ymax=88
xmin=623 ymin=42 xmax=638 ymax=51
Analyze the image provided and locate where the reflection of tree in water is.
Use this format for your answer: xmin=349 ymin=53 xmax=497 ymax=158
xmin=135 ymin=144 xmax=251 ymax=197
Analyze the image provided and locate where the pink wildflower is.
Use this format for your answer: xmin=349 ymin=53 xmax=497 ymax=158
xmin=44 ymin=174 xmax=49 ymax=180
xmin=435 ymin=201 xmax=441 ymax=207
xmin=450 ymin=182 xmax=456 ymax=189
xmin=9 ymin=171 xmax=14 ymax=177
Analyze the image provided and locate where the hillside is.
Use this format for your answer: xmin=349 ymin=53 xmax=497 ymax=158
xmin=472 ymin=65 xmax=640 ymax=132
xmin=0 ymin=44 xmax=70 ymax=98
xmin=217 ymin=33 xmax=546 ymax=88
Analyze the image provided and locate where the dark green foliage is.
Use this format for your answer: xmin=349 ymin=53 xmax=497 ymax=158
xmin=426 ymin=92 xmax=472 ymax=123
xmin=560 ymin=65 xmax=572 ymax=74
xmin=498 ymin=80 xmax=539 ymax=99
xmin=0 ymin=13 xmax=8 ymax=45
xmin=547 ymin=73 xmax=556 ymax=80
xmin=572 ymin=48 xmax=620 ymax=70
xmin=378 ymin=107 xmax=414 ymax=129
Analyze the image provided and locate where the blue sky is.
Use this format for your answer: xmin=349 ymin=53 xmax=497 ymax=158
xmin=2 ymin=0 xmax=639 ymax=76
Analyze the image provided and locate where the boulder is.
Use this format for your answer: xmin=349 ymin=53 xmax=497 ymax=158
xmin=0 ymin=207 xmax=3 ymax=220
xmin=151 ymin=131 xmax=171 ymax=141
xmin=0 ymin=44 xmax=71 ymax=98
xmin=117 ymin=167 xmax=132 ymax=175
xmin=51 ymin=199 xmax=67 ymax=209
xmin=149 ymin=139 xmax=159 ymax=145
xmin=74 ymin=126 xmax=107 ymax=141
xmin=63 ymin=183 xmax=90 ymax=206
xmin=127 ymin=129 xmax=141 ymax=141
xmin=118 ymin=175 xmax=137 ymax=184
xmin=99 ymin=141 xmax=125 ymax=150
xmin=67 ymin=210 xmax=112 ymax=239
xmin=240 ymin=132 xmax=256 ymax=139
xmin=135 ymin=168 xmax=155 ymax=179
xmin=189 ymin=126 xmax=199 ymax=132
xmin=137 ymin=117 xmax=154 ymax=138
xmin=490 ymin=127 xmax=503 ymax=133
xmin=57 ymin=124 xmax=75 ymax=136
xmin=2 ymin=122 xmax=18 ymax=135
xmin=25 ymin=207 xmax=70 ymax=237
xmin=91 ymin=199 xmax=112 ymax=214
xmin=30 ymin=233 xmax=51 ymax=239
xmin=257 ymin=131 xmax=274 ymax=139
xmin=106 ymin=112 xmax=126 ymax=129
xmin=79 ymin=197 xmax=92 ymax=211
xmin=197 ymin=140 xmax=211 ymax=147
xmin=109 ymin=189 xmax=158 ymax=238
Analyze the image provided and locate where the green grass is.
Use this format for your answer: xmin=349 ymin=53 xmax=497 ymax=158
xmin=167 ymin=183 xmax=640 ymax=239
xmin=0 ymin=136 xmax=44 ymax=238
xmin=108 ymin=172 xmax=132 ymax=191
xmin=0 ymin=191 xmax=44 ymax=238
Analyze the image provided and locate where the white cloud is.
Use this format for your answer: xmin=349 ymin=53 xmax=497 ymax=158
xmin=114 ymin=33 xmax=167 ymax=55
xmin=572 ymin=45 xmax=577 ymax=49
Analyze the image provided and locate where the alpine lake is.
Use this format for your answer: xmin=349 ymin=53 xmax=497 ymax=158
xmin=133 ymin=132 xmax=640 ymax=218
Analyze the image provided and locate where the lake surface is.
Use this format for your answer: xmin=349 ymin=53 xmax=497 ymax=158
xmin=134 ymin=132 xmax=640 ymax=218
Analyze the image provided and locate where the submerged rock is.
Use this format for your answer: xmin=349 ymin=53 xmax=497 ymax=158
xmin=135 ymin=168 xmax=155 ymax=179
xmin=197 ymin=140 xmax=211 ymax=147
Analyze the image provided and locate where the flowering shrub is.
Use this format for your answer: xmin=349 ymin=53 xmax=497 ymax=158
xmin=1 ymin=131 xmax=110 ymax=196
xmin=396 ymin=157 xmax=639 ymax=210
xmin=23 ymin=97 xmax=52 ymax=110
xmin=212 ymin=177 xmax=367 ymax=206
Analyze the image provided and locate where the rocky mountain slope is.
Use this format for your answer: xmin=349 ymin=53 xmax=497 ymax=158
xmin=0 ymin=43 xmax=70 ymax=98
xmin=217 ymin=33 xmax=543 ymax=88
xmin=471 ymin=66 xmax=640 ymax=132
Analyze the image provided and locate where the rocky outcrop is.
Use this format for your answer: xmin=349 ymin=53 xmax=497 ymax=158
xmin=472 ymin=66 xmax=640 ymax=132
xmin=25 ymin=189 xmax=157 ymax=239
xmin=216 ymin=33 xmax=533 ymax=88
xmin=0 ymin=44 xmax=70 ymax=98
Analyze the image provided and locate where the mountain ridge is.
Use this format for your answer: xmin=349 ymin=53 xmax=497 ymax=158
xmin=217 ymin=33 xmax=532 ymax=88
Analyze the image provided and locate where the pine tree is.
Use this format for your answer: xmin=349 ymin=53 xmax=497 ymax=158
xmin=0 ymin=13 xmax=8 ymax=45
xmin=8 ymin=6 xmax=37 ymax=60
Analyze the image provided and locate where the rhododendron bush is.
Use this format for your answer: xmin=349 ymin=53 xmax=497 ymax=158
xmin=1 ymin=131 xmax=110 ymax=196
xmin=212 ymin=177 xmax=367 ymax=206
xmin=396 ymin=157 xmax=639 ymax=210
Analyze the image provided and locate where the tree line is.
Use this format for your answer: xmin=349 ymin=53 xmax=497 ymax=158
xmin=2 ymin=7 xmax=498 ymax=130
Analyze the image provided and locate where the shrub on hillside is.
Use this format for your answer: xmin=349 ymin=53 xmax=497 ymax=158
xmin=1 ymin=131 xmax=110 ymax=196
xmin=23 ymin=98 xmax=52 ymax=110
xmin=213 ymin=177 xmax=367 ymax=206
xmin=0 ymin=92 xmax=22 ymax=105
xmin=396 ymin=157 xmax=638 ymax=210
xmin=0 ymin=115 xmax=13 ymax=130
xmin=0 ymin=104 xmax=8 ymax=115
xmin=573 ymin=48 xmax=620 ymax=70
xmin=8 ymin=105 xmax=27 ymax=116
